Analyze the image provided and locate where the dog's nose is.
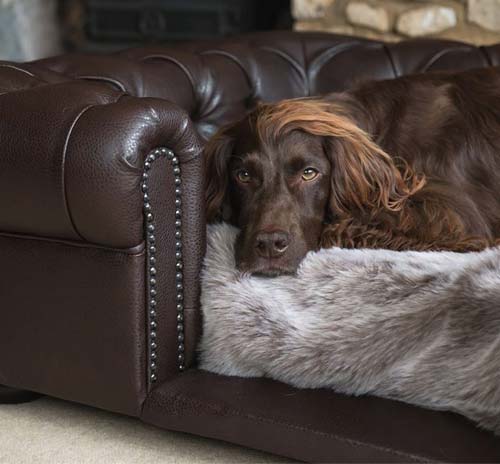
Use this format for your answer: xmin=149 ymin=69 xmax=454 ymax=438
xmin=255 ymin=231 xmax=290 ymax=258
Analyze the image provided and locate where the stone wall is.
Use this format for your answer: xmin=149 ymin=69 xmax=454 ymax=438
xmin=0 ymin=0 xmax=62 ymax=60
xmin=293 ymin=0 xmax=500 ymax=45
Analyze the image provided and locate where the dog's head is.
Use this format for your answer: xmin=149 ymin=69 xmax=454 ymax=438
xmin=205 ymin=98 xmax=422 ymax=276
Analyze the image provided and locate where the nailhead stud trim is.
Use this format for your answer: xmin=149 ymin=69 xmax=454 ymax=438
xmin=142 ymin=147 xmax=185 ymax=383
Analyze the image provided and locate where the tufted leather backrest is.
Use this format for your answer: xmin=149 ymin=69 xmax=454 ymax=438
xmin=5 ymin=31 xmax=500 ymax=140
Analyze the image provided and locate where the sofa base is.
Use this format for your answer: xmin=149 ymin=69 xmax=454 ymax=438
xmin=0 ymin=385 xmax=42 ymax=404
xmin=0 ymin=233 xmax=147 ymax=416
xmin=142 ymin=370 xmax=500 ymax=463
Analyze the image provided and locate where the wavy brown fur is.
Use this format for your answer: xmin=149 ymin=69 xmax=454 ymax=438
xmin=255 ymin=99 xmax=425 ymax=215
xmin=205 ymin=130 xmax=234 ymax=222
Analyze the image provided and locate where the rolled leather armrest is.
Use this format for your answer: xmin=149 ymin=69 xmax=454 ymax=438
xmin=0 ymin=79 xmax=202 ymax=249
xmin=0 ymin=77 xmax=205 ymax=386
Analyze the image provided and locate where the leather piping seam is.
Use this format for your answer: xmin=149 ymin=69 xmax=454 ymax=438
xmin=61 ymin=103 xmax=96 ymax=242
xmin=383 ymin=44 xmax=399 ymax=78
xmin=418 ymin=47 xmax=473 ymax=73
xmin=75 ymin=75 xmax=128 ymax=93
xmin=140 ymin=54 xmax=196 ymax=92
xmin=150 ymin=390 xmax=430 ymax=463
xmin=0 ymin=231 xmax=145 ymax=255
xmin=299 ymin=36 xmax=310 ymax=97
xmin=0 ymin=64 xmax=35 ymax=77
xmin=200 ymin=49 xmax=256 ymax=98
xmin=60 ymin=93 xmax=127 ymax=242
xmin=479 ymin=46 xmax=494 ymax=66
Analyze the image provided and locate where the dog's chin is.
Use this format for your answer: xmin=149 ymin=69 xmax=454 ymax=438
xmin=236 ymin=258 xmax=300 ymax=277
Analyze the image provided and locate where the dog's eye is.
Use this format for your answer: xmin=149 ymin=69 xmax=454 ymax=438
xmin=302 ymin=167 xmax=318 ymax=181
xmin=236 ymin=169 xmax=251 ymax=183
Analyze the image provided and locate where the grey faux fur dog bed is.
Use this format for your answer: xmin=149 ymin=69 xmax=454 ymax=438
xmin=199 ymin=223 xmax=500 ymax=435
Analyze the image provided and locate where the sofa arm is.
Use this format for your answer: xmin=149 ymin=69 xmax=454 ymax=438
xmin=0 ymin=79 xmax=201 ymax=249
xmin=0 ymin=78 xmax=205 ymax=411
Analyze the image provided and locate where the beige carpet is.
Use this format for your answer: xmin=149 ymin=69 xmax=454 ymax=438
xmin=0 ymin=397 xmax=289 ymax=464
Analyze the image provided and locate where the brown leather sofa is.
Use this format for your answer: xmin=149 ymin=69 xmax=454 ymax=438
xmin=1 ymin=31 xmax=500 ymax=462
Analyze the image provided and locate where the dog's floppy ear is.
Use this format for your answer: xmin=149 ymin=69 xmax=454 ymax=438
xmin=205 ymin=126 xmax=235 ymax=222
xmin=323 ymin=127 xmax=423 ymax=216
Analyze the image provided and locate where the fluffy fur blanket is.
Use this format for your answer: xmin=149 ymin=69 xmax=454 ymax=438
xmin=199 ymin=223 xmax=500 ymax=435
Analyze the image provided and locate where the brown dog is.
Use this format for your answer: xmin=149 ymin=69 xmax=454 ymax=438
xmin=205 ymin=66 xmax=500 ymax=276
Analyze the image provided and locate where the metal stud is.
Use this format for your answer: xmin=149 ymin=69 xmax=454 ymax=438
xmin=143 ymin=147 xmax=185 ymax=383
